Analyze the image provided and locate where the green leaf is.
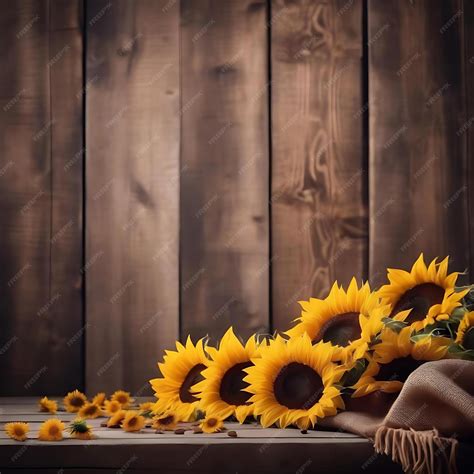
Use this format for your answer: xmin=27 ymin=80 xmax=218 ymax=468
xmin=382 ymin=317 xmax=408 ymax=333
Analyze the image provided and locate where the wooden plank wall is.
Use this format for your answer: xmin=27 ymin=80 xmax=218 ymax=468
xmin=0 ymin=0 xmax=83 ymax=395
xmin=0 ymin=0 xmax=473 ymax=394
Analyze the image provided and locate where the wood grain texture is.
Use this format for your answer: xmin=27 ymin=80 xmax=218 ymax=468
xmin=464 ymin=0 xmax=474 ymax=279
xmin=85 ymin=0 xmax=180 ymax=393
xmin=180 ymin=0 xmax=270 ymax=341
xmin=0 ymin=0 xmax=82 ymax=395
xmin=368 ymin=0 xmax=470 ymax=286
xmin=271 ymin=0 xmax=367 ymax=331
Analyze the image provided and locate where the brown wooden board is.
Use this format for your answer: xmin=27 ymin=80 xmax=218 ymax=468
xmin=270 ymin=0 xmax=367 ymax=331
xmin=85 ymin=0 xmax=180 ymax=393
xmin=368 ymin=0 xmax=470 ymax=286
xmin=179 ymin=0 xmax=270 ymax=341
xmin=0 ymin=0 xmax=82 ymax=395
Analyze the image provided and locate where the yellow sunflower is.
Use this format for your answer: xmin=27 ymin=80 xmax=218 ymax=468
xmin=150 ymin=336 xmax=209 ymax=422
xmin=200 ymin=416 xmax=224 ymax=433
xmin=121 ymin=411 xmax=145 ymax=432
xmin=378 ymin=254 xmax=467 ymax=331
xmin=107 ymin=409 xmax=127 ymax=428
xmin=38 ymin=397 xmax=57 ymax=414
xmin=152 ymin=412 xmax=178 ymax=431
xmin=194 ymin=328 xmax=263 ymax=423
xmin=244 ymin=334 xmax=344 ymax=429
xmin=78 ymin=402 xmax=103 ymax=419
xmin=91 ymin=392 xmax=106 ymax=406
xmin=5 ymin=422 xmax=29 ymax=441
xmin=63 ymin=390 xmax=87 ymax=413
xmin=286 ymin=278 xmax=391 ymax=362
xmin=104 ymin=400 xmax=122 ymax=416
xmin=38 ymin=418 xmax=65 ymax=441
xmin=455 ymin=311 xmax=474 ymax=349
xmin=352 ymin=327 xmax=450 ymax=397
xmin=139 ymin=401 xmax=155 ymax=412
xmin=111 ymin=390 xmax=134 ymax=408
xmin=69 ymin=419 xmax=93 ymax=440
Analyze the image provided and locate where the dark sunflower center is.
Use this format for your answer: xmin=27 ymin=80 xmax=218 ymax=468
xmin=14 ymin=427 xmax=24 ymax=436
xmin=179 ymin=363 xmax=206 ymax=403
xmin=274 ymin=362 xmax=323 ymax=409
xmin=85 ymin=406 xmax=96 ymax=415
xmin=128 ymin=417 xmax=137 ymax=426
xmin=71 ymin=397 xmax=84 ymax=407
xmin=463 ymin=327 xmax=474 ymax=350
xmin=219 ymin=361 xmax=252 ymax=406
xmin=390 ymin=283 xmax=444 ymax=323
xmin=314 ymin=312 xmax=361 ymax=347
xmin=376 ymin=357 xmax=424 ymax=383
xmin=159 ymin=415 xmax=174 ymax=425
xmin=207 ymin=418 xmax=217 ymax=427
xmin=49 ymin=425 xmax=60 ymax=435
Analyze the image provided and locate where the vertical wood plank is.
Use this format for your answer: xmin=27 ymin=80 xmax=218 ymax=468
xmin=271 ymin=0 xmax=367 ymax=331
xmin=368 ymin=0 xmax=470 ymax=286
xmin=0 ymin=0 xmax=82 ymax=395
xmin=49 ymin=0 xmax=84 ymax=392
xmin=464 ymin=0 xmax=474 ymax=278
xmin=180 ymin=0 xmax=270 ymax=342
xmin=86 ymin=0 xmax=180 ymax=393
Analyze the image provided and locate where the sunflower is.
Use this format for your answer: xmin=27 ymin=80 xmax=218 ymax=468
xmin=150 ymin=336 xmax=209 ymax=422
xmin=104 ymin=400 xmax=122 ymax=416
xmin=69 ymin=419 xmax=93 ymax=440
xmin=152 ymin=412 xmax=178 ymax=431
xmin=244 ymin=334 xmax=344 ymax=429
xmin=455 ymin=311 xmax=474 ymax=349
xmin=91 ymin=392 xmax=106 ymax=407
xmin=200 ymin=416 xmax=224 ymax=433
xmin=4 ymin=422 xmax=29 ymax=441
xmin=121 ymin=411 xmax=145 ymax=432
xmin=111 ymin=390 xmax=134 ymax=408
xmin=78 ymin=402 xmax=103 ymax=419
xmin=352 ymin=327 xmax=449 ymax=397
xmin=38 ymin=397 xmax=57 ymax=414
xmin=107 ymin=409 xmax=127 ymax=428
xmin=378 ymin=254 xmax=467 ymax=331
xmin=286 ymin=278 xmax=391 ymax=362
xmin=63 ymin=390 xmax=87 ymax=413
xmin=194 ymin=328 xmax=263 ymax=423
xmin=38 ymin=418 xmax=65 ymax=441
xmin=139 ymin=401 xmax=155 ymax=412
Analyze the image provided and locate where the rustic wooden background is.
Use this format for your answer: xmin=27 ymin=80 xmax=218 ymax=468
xmin=0 ymin=0 xmax=472 ymax=395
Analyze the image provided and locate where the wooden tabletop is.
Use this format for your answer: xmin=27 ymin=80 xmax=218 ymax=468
xmin=0 ymin=397 xmax=402 ymax=473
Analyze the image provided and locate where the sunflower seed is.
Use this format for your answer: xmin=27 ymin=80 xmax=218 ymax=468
xmin=227 ymin=430 xmax=238 ymax=438
xmin=174 ymin=428 xmax=186 ymax=434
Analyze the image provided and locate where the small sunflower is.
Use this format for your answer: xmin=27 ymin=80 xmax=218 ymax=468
xmin=69 ymin=419 xmax=93 ymax=440
xmin=200 ymin=416 xmax=224 ymax=433
xmin=378 ymin=254 xmax=467 ymax=331
xmin=63 ymin=390 xmax=87 ymax=413
xmin=104 ymin=400 xmax=122 ymax=416
xmin=286 ymin=278 xmax=390 ymax=362
xmin=152 ymin=412 xmax=178 ymax=431
xmin=78 ymin=402 xmax=103 ymax=419
xmin=352 ymin=327 xmax=449 ymax=397
xmin=38 ymin=418 xmax=65 ymax=441
xmin=150 ymin=336 xmax=209 ymax=422
xmin=244 ymin=334 xmax=344 ymax=429
xmin=91 ymin=392 xmax=106 ymax=406
xmin=38 ymin=397 xmax=57 ymax=414
xmin=139 ymin=401 xmax=155 ymax=412
xmin=194 ymin=328 xmax=263 ymax=423
xmin=5 ymin=422 xmax=29 ymax=441
xmin=455 ymin=311 xmax=474 ymax=349
xmin=121 ymin=410 xmax=145 ymax=432
xmin=107 ymin=409 xmax=127 ymax=428
xmin=111 ymin=390 xmax=134 ymax=408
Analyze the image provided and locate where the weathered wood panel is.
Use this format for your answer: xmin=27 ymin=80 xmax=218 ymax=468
xmin=464 ymin=0 xmax=474 ymax=279
xmin=180 ymin=0 xmax=270 ymax=341
xmin=0 ymin=0 xmax=82 ymax=395
xmin=49 ymin=0 xmax=84 ymax=392
xmin=368 ymin=0 xmax=470 ymax=286
xmin=271 ymin=0 xmax=367 ymax=331
xmin=85 ymin=0 xmax=180 ymax=393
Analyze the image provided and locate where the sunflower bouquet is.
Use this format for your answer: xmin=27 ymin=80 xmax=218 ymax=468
xmin=149 ymin=254 xmax=473 ymax=431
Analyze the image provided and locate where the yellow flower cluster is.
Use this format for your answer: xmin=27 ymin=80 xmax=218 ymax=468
xmin=150 ymin=254 xmax=473 ymax=431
